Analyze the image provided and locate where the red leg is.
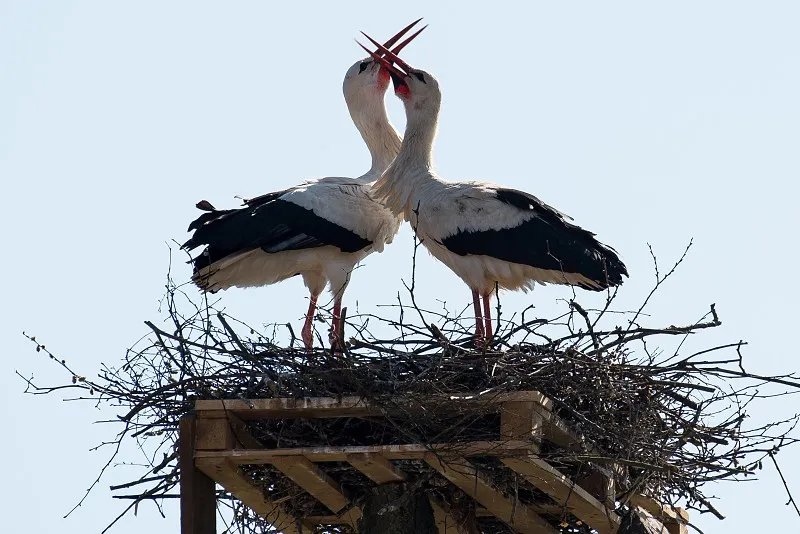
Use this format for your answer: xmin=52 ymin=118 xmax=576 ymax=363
xmin=472 ymin=290 xmax=485 ymax=345
xmin=301 ymin=295 xmax=318 ymax=351
xmin=482 ymin=295 xmax=493 ymax=341
xmin=330 ymin=296 xmax=343 ymax=352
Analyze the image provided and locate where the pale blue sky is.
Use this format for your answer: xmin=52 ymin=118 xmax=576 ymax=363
xmin=3 ymin=1 xmax=799 ymax=532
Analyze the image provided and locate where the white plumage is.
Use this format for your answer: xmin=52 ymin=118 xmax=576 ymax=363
xmin=183 ymin=52 xmax=408 ymax=350
xmin=370 ymin=46 xmax=628 ymax=344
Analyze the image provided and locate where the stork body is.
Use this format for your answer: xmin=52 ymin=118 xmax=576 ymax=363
xmin=183 ymin=58 xmax=403 ymax=350
xmin=372 ymin=61 xmax=627 ymax=344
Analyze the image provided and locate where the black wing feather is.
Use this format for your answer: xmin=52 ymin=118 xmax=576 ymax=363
xmin=182 ymin=194 xmax=372 ymax=272
xmin=441 ymin=188 xmax=628 ymax=290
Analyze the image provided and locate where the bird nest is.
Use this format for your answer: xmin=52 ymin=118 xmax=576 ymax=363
xmin=18 ymin=246 xmax=800 ymax=533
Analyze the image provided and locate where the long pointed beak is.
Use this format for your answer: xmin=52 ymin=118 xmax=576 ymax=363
xmin=356 ymin=40 xmax=406 ymax=80
xmin=382 ymin=17 xmax=423 ymax=50
xmin=359 ymin=31 xmax=416 ymax=93
xmin=357 ymin=20 xmax=424 ymax=78
xmin=389 ymin=24 xmax=427 ymax=54
xmin=362 ymin=31 xmax=413 ymax=73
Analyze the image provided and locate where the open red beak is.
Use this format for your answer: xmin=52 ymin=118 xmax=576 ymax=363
xmin=355 ymin=21 xmax=424 ymax=88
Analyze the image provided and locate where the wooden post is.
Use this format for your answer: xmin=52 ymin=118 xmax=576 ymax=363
xmin=180 ymin=415 xmax=216 ymax=534
xmin=500 ymin=394 xmax=551 ymax=453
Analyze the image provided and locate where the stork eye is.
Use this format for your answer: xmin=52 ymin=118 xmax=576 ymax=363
xmin=412 ymin=71 xmax=426 ymax=84
xmin=358 ymin=60 xmax=371 ymax=73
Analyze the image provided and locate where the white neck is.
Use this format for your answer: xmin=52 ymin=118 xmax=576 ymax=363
xmin=373 ymin=100 xmax=439 ymax=215
xmin=349 ymin=99 xmax=402 ymax=181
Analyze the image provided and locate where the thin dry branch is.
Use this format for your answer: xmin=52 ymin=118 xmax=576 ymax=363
xmin=16 ymin=244 xmax=800 ymax=533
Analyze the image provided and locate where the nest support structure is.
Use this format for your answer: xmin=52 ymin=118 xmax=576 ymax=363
xmin=178 ymin=392 xmax=689 ymax=534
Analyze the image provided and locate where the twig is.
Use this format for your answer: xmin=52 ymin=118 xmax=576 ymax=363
xmin=769 ymin=450 xmax=800 ymax=518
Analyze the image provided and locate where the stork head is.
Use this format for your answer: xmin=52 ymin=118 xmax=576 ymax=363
xmin=342 ymin=58 xmax=388 ymax=101
xmin=392 ymin=67 xmax=441 ymax=114
xmin=343 ymin=19 xmax=426 ymax=108
xmin=357 ymin=32 xmax=441 ymax=118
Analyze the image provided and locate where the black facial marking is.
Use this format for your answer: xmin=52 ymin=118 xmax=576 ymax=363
xmin=412 ymin=71 xmax=426 ymax=84
xmin=358 ymin=60 xmax=371 ymax=73
xmin=390 ymin=70 xmax=407 ymax=90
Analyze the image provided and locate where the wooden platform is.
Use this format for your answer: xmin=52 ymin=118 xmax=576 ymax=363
xmin=179 ymin=392 xmax=688 ymax=534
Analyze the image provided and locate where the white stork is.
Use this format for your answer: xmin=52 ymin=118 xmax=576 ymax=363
xmin=182 ymin=22 xmax=425 ymax=350
xmin=362 ymin=37 xmax=628 ymax=345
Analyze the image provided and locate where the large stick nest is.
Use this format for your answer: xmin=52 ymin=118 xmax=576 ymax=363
xmin=19 ymin=244 xmax=800 ymax=533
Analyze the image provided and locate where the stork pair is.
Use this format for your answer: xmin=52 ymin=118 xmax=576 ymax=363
xmin=183 ymin=20 xmax=628 ymax=351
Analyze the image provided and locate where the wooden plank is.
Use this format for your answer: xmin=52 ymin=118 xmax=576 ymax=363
xmin=195 ymin=416 xmax=231 ymax=450
xmin=179 ymin=416 xmax=216 ymax=534
xmin=197 ymin=440 xmax=529 ymax=464
xmin=195 ymin=411 xmax=263 ymax=449
xmin=447 ymin=391 xmax=549 ymax=403
xmin=501 ymin=455 xmax=620 ymax=534
xmin=195 ymin=456 xmax=300 ymax=534
xmin=196 ymin=397 xmax=379 ymax=419
xmin=270 ymin=456 xmax=351 ymax=513
xmin=500 ymin=398 xmax=551 ymax=453
xmin=194 ymin=392 xmax=545 ymax=420
xmin=542 ymin=413 xmax=586 ymax=450
xmin=629 ymin=495 xmax=689 ymax=534
xmin=425 ymin=455 xmax=558 ymax=534
xmin=347 ymin=453 xmax=407 ymax=484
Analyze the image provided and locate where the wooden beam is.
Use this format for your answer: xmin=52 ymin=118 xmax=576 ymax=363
xmin=192 ymin=395 xmax=603 ymax=459
xmin=179 ymin=416 xmax=216 ymax=534
xmin=195 ymin=410 xmax=263 ymax=450
xmin=195 ymin=392 xmax=546 ymax=420
xmin=629 ymin=495 xmax=689 ymax=534
xmin=542 ymin=413 xmax=584 ymax=449
xmin=196 ymin=397 xmax=378 ymax=419
xmin=196 ymin=440 xmax=528 ymax=464
xmin=500 ymin=396 xmax=551 ymax=453
xmin=347 ymin=453 xmax=407 ymax=484
xmin=195 ymin=456 xmax=300 ymax=534
xmin=270 ymin=456 xmax=351 ymax=514
xmin=425 ymin=455 xmax=558 ymax=534
xmin=501 ymin=455 xmax=620 ymax=534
